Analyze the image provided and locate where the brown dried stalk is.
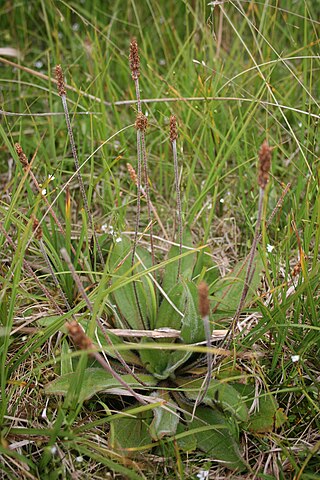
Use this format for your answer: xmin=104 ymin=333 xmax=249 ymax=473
xmin=54 ymin=65 xmax=105 ymax=268
xmin=170 ymin=115 xmax=182 ymax=279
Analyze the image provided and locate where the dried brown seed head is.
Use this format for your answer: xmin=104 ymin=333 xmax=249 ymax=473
xmin=14 ymin=143 xmax=29 ymax=168
xmin=198 ymin=281 xmax=210 ymax=318
xmin=66 ymin=320 xmax=93 ymax=351
xmin=54 ymin=64 xmax=66 ymax=96
xmin=170 ymin=115 xmax=178 ymax=142
xmin=127 ymin=162 xmax=138 ymax=185
xmin=258 ymin=140 xmax=272 ymax=189
xmin=32 ymin=216 xmax=43 ymax=241
xmin=135 ymin=112 xmax=148 ymax=131
xmin=129 ymin=38 xmax=140 ymax=80
xmin=291 ymin=261 xmax=301 ymax=277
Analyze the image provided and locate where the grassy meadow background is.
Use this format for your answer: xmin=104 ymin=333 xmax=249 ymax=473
xmin=0 ymin=0 xmax=319 ymax=478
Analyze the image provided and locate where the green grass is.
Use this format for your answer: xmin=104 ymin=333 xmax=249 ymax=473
xmin=0 ymin=1 xmax=319 ymax=478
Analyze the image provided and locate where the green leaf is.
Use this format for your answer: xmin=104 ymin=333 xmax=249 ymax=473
xmin=248 ymin=394 xmax=279 ymax=433
xmin=45 ymin=368 xmax=157 ymax=403
xmin=233 ymin=384 xmax=282 ymax=433
xmin=156 ymin=281 xmax=206 ymax=344
xmin=211 ymin=253 xmax=263 ymax=320
xmin=80 ymin=321 xmax=141 ymax=365
xmin=193 ymin=249 xmax=220 ymax=286
xmin=156 ymin=283 xmax=185 ymax=332
xmin=109 ymin=409 xmax=153 ymax=456
xmin=60 ymin=339 xmax=73 ymax=375
xmin=180 ymin=281 xmax=206 ymax=344
xmin=177 ymin=377 xmax=248 ymax=422
xmin=175 ymin=422 xmax=197 ymax=452
xmin=189 ymin=407 xmax=247 ymax=471
xmin=149 ymin=392 xmax=179 ymax=440
xmin=109 ymin=237 xmax=153 ymax=329
xmin=139 ymin=338 xmax=191 ymax=380
xmin=162 ymin=229 xmax=195 ymax=294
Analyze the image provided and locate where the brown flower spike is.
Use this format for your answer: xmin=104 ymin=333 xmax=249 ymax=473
xmin=14 ymin=143 xmax=29 ymax=169
xmin=258 ymin=140 xmax=272 ymax=189
xmin=32 ymin=216 xmax=43 ymax=241
xmin=66 ymin=320 xmax=93 ymax=351
xmin=54 ymin=65 xmax=66 ymax=97
xmin=127 ymin=163 xmax=138 ymax=185
xmin=129 ymin=38 xmax=140 ymax=80
xmin=169 ymin=115 xmax=178 ymax=142
xmin=198 ymin=281 xmax=210 ymax=318
xmin=135 ymin=112 xmax=148 ymax=131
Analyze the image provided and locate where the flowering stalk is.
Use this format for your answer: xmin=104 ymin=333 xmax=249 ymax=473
xmin=54 ymin=65 xmax=105 ymax=268
xmin=225 ymin=141 xmax=272 ymax=346
xmin=170 ymin=115 xmax=182 ymax=279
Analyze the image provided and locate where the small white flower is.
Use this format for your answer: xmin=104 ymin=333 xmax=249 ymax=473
xmin=41 ymin=188 xmax=47 ymax=196
xmin=72 ymin=23 xmax=80 ymax=31
xmin=197 ymin=471 xmax=209 ymax=480
xmin=34 ymin=60 xmax=43 ymax=69
xmin=50 ymin=446 xmax=57 ymax=455
xmin=101 ymin=224 xmax=115 ymax=235
xmin=159 ymin=58 xmax=166 ymax=66
xmin=48 ymin=174 xmax=55 ymax=181
xmin=21 ymin=335 xmax=27 ymax=341
xmin=298 ymin=122 xmax=302 ymax=128
xmin=291 ymin=355 xmax=300 ymax=363
xmin=267 ymin=244 xmax=275 ymax=253
xmin=75 ymin=456 xmax=83 ymax=463
xmin=113 ymin=140 xmax=121 ymax=151
xmin=220 ymin=198 xmax=224 ymax=203
xmin=115 ymin=237 xmax=122 ymax=243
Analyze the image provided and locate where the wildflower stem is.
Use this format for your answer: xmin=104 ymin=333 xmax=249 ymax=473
xmin=55 ymin=65 xmax=105 ymax=268
xmin=170 ymin=115 xmax=182 ymax=280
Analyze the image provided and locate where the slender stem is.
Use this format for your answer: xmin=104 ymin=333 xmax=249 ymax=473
xmin=224 ymin=187 xmax=264 ymax=347
xmin=172 ymin=138 xmax=182 ymax=280
xmin=141 ymin=130 xmax=155 ymax=267
xmin=60 ymin=94 xmax=105 ymax=267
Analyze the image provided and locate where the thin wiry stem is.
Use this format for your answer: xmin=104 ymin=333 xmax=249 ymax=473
xmin=127 ymin=163 xmax=169 ymax=240
xmin=129 ymin=39 xmax=149 ymax=327
xmin=141 ymin=129 xmax=155 ymax=267
xmin=170 ymin=115 xmax=182 ymax=280
xmin=55 ymin=65 xmax=105 ymax=268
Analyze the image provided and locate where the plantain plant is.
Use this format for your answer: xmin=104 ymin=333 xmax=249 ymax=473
xmin=44 ymin=40 xmax=287 ymax=472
